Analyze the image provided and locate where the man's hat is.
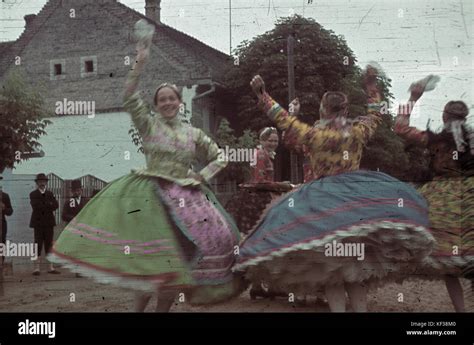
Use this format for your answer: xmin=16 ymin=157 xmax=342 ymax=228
xmin=71 ymin=179 xmax=82 ymax=189
xmin=35 ymin=173 xmax=49 ymax=182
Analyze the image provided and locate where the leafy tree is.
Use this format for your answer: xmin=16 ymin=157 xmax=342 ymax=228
xmin=213 ymin=118 xmax=258 ymax=183
xmin=0 ymin=70 xmax=50 ymax=291
xmin=0 ymin=70 xmax=50 ymax=173
xmin=224 ymin=15 xmax=428 ymax=181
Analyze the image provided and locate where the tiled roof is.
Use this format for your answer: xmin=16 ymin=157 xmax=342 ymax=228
xmin=0 ymin=41 xmax=15 ymax=57
xmin=0 ymin=0 xmax=230 ymax=82
xmin=0 ymin=0 xmax=62 ymax=78
xmin=104 ymin=0 xmax=230 ymax=82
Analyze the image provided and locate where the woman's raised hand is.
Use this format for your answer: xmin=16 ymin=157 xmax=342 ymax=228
xmin=409 ymin=83 xmax=425 ymax=102
xmin=289 ymin=98 xmax=300 ymax=116
xmin=250 ymin=75 xmax=266 ymax=96
xmin=136 ymin=43 xmax=150 ymax=64
xmin=363 ymin=64 xmax=381 ymax=100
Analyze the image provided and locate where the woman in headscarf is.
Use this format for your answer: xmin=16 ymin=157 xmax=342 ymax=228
xmin=226 ymin=127 xmax=292 ymax=237
xmin=394 ymin=81 xmax=474 ymax=312
xmin=226 ymin=126 xmax=292 ymax=299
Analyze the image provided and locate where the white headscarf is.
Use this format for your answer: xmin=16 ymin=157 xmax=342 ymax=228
xmin=443 ymin=120 xmax=471 ymax=153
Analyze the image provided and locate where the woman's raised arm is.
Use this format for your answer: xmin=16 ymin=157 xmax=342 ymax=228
xmin=250 ymin=75 xmax=314 ymax=148
xmin=123 ymin=43 xmax=153 ymax=137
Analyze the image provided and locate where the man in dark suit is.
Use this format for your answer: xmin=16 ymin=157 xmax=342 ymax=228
xmin=1 ymin=191 xmax=13 ymax=264
xmin=62 ymin=179 xmax=89 ymax=223
xmin=30 ymin=173 xmax=59 ymax=275
xmin=62 ymin=179 xmax=90 ymax=278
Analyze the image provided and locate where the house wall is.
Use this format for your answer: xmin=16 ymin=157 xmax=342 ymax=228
xmin=1 ymin=0 xmax=224 ymax=114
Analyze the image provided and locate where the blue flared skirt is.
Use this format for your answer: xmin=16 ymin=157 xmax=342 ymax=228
xmin=233 ymin=170 xmax=435 ymax=291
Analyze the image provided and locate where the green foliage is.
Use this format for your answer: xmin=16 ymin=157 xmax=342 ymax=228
xmin=225 ymin=15 xmax=364 ymax=131
xmin=0 ymin=70 xmax=50 ymax=172
xmin=214 ymin=118 xmax=258 ymax=183
xmin=224 ymin=14 xmax=428 ymax=181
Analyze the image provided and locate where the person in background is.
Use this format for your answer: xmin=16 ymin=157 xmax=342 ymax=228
xmin=62 ymin=180 xmax=89 ymax=223
xmin=225 ymin=127 xmax=292 ymax=300
xmin=62 ymin=179 xmax=90 ymax=278
xmin=1 ymin=190 xmax=13 ymax=264
xmin=30 ymin=173 xmax=60 ymax=275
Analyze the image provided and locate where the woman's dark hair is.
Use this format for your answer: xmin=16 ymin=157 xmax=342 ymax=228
xmin=320 ymin=91 xmax=348 ymax=119
xmin=442 ymin=101 xmax=468 ymax=122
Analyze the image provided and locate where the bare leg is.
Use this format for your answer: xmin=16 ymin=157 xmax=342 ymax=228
xmin=134 ymin=292 xmax=152 ymax=312
xmin=155 ymin=289 xmax=176 ymax=312
xmin=345 ymin=282 xmax=367 ymax=312
xmin=445 ymin=275 xmax=465 ymax=312
xmin=325 ymin=285 xmax=346 ymax=312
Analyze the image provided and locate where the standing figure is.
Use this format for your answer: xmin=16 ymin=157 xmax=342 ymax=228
xmin=394 ymin=80 xmax=474 ymax=312
xmin=62 ymin=180 xmax=89 ymax=223
xmin=225 ymin=127 xmax=292 ymax=299
xmin=233 ymin=67 xmax=435 ymax=312
xmin=48 ymin=22 xmax=244 ymax=312
xmin=30 ymin=173 xmax=60 ymax=275
xmin=1 ymin=191 xmax=13 ymax=264
xmin=62 ymin=179 xmax=90 ymax=278
xmin=226 ymin=127 xmax=292 ymax=236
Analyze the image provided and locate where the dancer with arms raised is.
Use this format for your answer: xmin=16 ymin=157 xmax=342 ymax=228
xmin=49 ymin=20 xmax=244 ymax=312
xmin=395 ymin=78 xmax=474 ymax=312
xmin=233 ymin=66 xmax=435 ymax=312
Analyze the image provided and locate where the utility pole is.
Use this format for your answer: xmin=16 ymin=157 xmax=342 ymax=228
xmin=229 ymin=0 xmax=232 ymax=55
xmin=287 ymin=32 xmax=300 ymax=183
xmin=0 ymin=169 xmax=4 ymax=297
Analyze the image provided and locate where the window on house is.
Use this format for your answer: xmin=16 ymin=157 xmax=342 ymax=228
xmin=50 ymin=59 xmax=66 ymax=80
xmin=54 ymin=64 xmax=62 ymax=75
xmin=80 ymin=56 xmax=97 ymax=78
xmin=85 ymin=60 xmax=94 ymax=73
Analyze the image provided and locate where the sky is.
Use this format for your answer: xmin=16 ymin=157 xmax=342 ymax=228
xmin=1 ymin=0 xmax=473 ymax=129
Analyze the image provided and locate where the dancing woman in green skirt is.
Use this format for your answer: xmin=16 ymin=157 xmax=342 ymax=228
xmin=49 ymin=21 xmax=244 ymax=312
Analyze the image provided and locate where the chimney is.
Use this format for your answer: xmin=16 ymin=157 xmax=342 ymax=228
xmin=24 ymin=14 xmax=37 ymax=27
xmin=145 ymin=0 xmax=161 ymax=24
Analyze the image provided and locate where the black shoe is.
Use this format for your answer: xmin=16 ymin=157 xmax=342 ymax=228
xmin=249 ymin=287 xmax=269 ymax=300
xmin=267 ymin=289 xmax=287 ymax=301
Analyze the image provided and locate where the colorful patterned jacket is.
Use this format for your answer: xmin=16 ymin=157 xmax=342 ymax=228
xmin=259 ymin=92 xmax=383 ymax=179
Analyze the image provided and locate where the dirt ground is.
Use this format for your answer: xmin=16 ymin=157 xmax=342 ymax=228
xmin=0 ymin=259 xmax=472 ymax=312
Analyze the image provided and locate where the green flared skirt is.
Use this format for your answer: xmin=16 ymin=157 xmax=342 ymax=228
xmin=49 ymin=173 xmax=247 ymax=305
